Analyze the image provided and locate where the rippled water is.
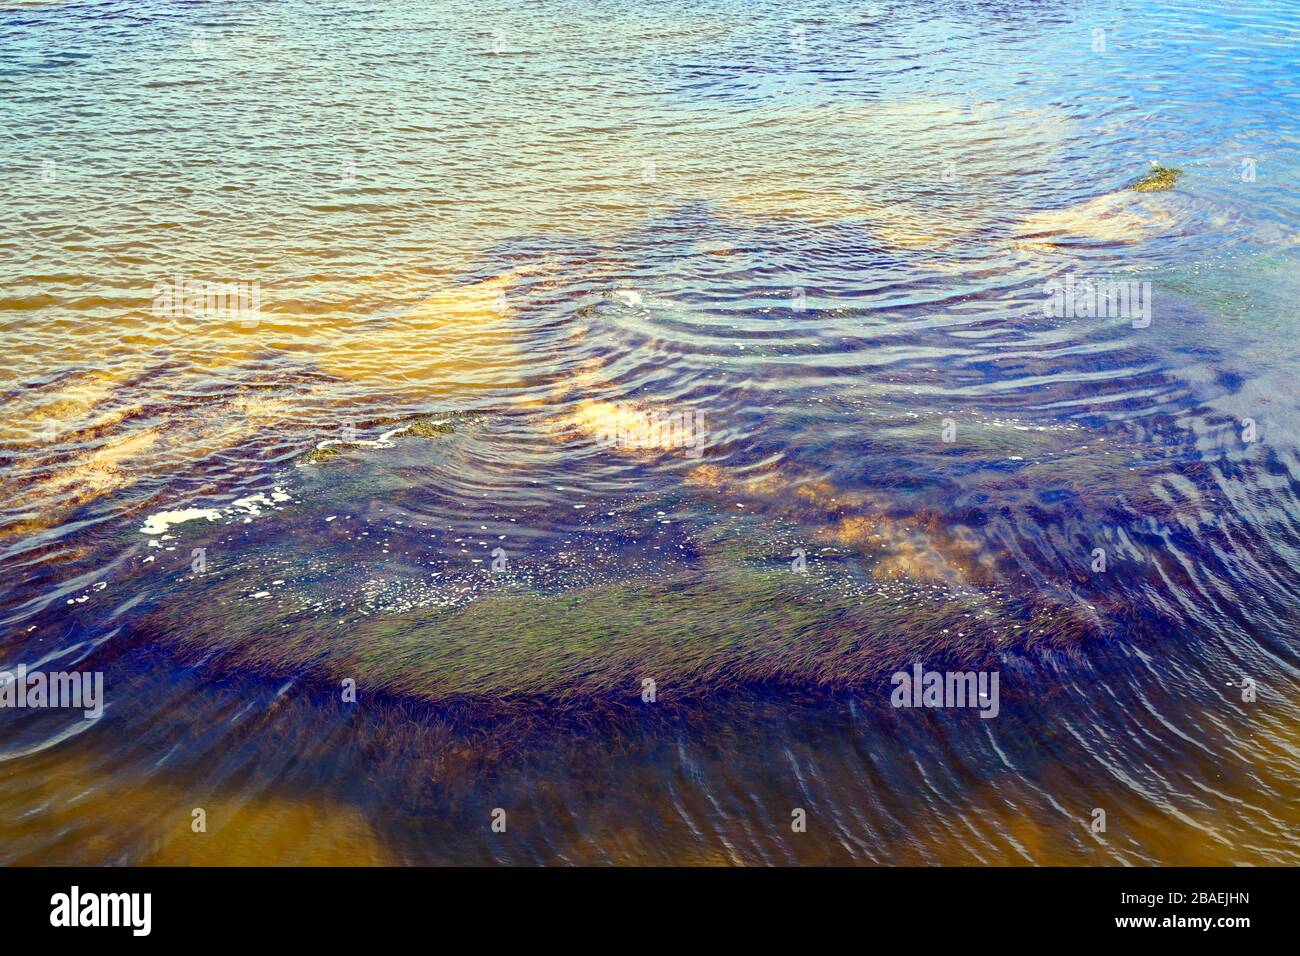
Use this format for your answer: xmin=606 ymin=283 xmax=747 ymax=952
xmin=1 ymin=0 xmax=1298 ymax=864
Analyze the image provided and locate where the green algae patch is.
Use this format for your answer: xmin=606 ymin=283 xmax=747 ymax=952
xmin=299 ymin=445 xmax=345 ymax=464
xmin=1128 ymin=164 xmax=1181 ymax=192
xmin=296 ymin=418 xmax=455 ymax=463
xmin=403 ymin=420 xmax=456 ymax=437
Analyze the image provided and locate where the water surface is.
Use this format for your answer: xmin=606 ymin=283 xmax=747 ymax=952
xmin=1 ymin=0 xmax=1298 ymax=864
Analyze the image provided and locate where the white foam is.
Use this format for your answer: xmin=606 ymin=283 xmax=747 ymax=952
xmin=140 ymin=508 xmax=221 ymax=536
xmin=139 ymin=486 xmax=292 ymax=534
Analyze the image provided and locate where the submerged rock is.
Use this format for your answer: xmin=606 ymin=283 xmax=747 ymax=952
xmin=1013 ymin=191 xmax=1177 ymax=247
xmin=1011 ymin=164 xmax=1183 ymax=249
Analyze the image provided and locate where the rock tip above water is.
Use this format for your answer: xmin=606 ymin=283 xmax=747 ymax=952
xmin=1128 ymin=163 xmax=1182 ymax=192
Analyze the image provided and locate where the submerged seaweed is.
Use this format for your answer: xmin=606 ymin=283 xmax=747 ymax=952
xmin=136 ymin=513 xmax=1100 ymax=716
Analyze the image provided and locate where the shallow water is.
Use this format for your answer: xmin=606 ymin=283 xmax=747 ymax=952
xmin=1 ymin=0 xmax=1298 ymax=864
